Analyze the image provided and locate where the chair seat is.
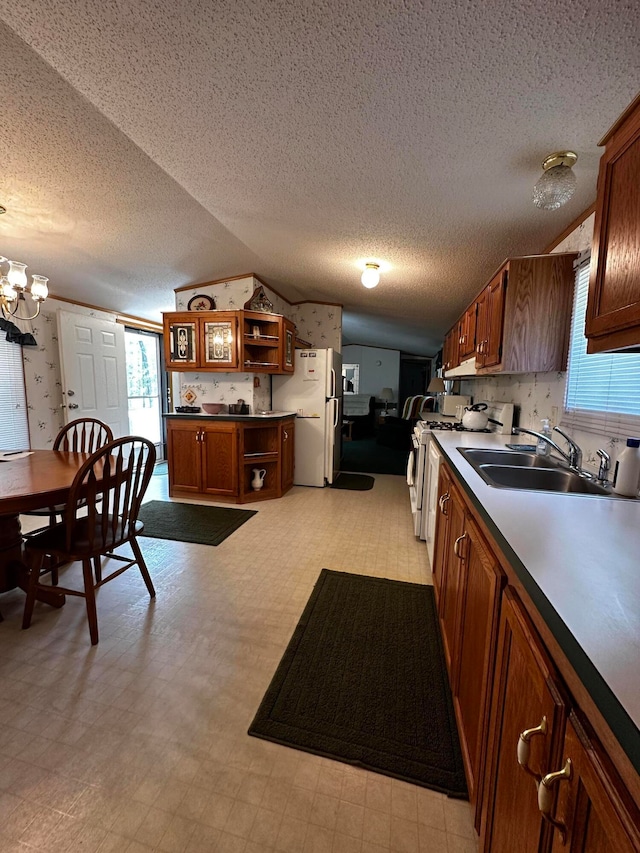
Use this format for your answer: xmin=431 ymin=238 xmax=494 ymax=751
xmin=25 ymin=516 xmax=144 ymax=559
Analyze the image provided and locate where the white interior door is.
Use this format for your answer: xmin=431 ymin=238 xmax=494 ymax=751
xmin=57 ymin=310 xmax=130 ymax=437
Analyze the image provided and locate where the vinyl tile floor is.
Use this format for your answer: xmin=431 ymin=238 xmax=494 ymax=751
xmin=0 ymin=470 xmax=478 ymax=853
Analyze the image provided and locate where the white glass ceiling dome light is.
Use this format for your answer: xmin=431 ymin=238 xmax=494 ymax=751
xmin=533 ymin=151 xmax=578 ymax=210
xmin=361 ymin=263 xmax=380 ymax=289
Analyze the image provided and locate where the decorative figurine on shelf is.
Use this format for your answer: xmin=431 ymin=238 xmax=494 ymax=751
xmin=245 ymin=285 xmax=274 ymax=313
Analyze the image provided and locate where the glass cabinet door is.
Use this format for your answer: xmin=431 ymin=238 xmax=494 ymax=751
xmin=167 ymin=320 xmax=198 ymax=367
xmin=202 ymin=317 xmax=238 ymax=367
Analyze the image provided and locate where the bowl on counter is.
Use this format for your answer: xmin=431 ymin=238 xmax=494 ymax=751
xmin=202 ymin=403 xmax=225 ymax=414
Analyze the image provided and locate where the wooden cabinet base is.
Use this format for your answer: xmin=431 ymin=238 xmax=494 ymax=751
xmin=167 ymin=416 xmax=295 ymax=504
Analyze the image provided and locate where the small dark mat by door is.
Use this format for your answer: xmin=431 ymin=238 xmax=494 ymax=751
xmin=138 ymin=500 xmax=256 ymax=546
xmin=331 ymin=473 xmax=375 ymax=490
xmin=249 ymin=569 xmax=467 ymax=797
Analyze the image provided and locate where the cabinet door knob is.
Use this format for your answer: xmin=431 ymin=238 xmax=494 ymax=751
xmin=283 ymin=430 xmax=288 ymax=440
xmin=439 ymin=493 xmax=450 ymax=514
xmin=453 ymin=532 xmax=467 ymax=558
xmin=538 ymin=758 xmax=572 ymax=842
xmin=517 ymin=716 xmax=548 ymax=781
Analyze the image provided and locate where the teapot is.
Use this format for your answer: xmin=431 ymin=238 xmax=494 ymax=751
xmin=251 ymin=468 xmax=267 ymax=490
xmin=462 ymin=402 xmax=489 ymax=430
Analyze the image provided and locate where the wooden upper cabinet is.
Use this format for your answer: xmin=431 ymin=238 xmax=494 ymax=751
xmin=476 ymin=271 xmax=506 ymax=369
xmin=547 ymin=714 xmax=640 ymax=852
xmin=477 ymin=254 xmax=576 ymax=375
xmin=586 ymin=94 xmax=640 ymax=353
xmin=443 ymin=326 xmax=460 ymax=372
xmin=459 ymin=302 xmax=477 ymax=360
xmin=163 ymin=310 xmax=296 ymax=373
xmin=164 ymin=312 xmax=200 ymax=370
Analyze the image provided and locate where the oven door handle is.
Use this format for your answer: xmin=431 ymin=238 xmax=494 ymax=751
xmin=407 ymin=451 xmax=415 ymax=486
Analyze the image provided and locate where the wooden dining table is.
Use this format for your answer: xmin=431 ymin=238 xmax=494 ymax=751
xmin=0 ymin=449 xmax=92 ymax=613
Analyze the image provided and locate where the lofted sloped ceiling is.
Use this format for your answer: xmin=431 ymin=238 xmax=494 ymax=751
xmin=0 ymin=1 xmax=639 ymax=356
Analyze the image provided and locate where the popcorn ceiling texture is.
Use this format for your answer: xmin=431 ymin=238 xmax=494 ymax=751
xmin=1 ymin=3 xmax=639 ymax=355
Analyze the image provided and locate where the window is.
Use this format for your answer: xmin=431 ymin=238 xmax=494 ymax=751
xmin=0 ymin=337 xmax=29 ymax=450
xmin=125 ymin=328 xmax=162 ymax=448
xmin=563 ymin=256 xmax=640 ymax=438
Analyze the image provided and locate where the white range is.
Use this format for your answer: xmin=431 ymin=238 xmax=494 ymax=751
xmin=408 ymin=403 xmax=515 ymax=567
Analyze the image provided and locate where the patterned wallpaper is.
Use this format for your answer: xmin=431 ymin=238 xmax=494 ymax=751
xmin=460 ymin=213 xmax=628 ymax=473
xmin=173 ymin=275 xmax=342 ymax=412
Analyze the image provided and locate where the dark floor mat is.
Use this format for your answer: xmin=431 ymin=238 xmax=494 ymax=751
xmin=249 ymin=569 xmax=467 ymax=798
xmin=138 ymin=500 xmax=256 ymax=546
xmin=331 ymin=473 xmax=375 ymax=490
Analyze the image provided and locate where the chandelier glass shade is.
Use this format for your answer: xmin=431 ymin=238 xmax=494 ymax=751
xmin=532 ymin=152 xmax=578 ymax=211
xmin=0 ymin=257 xmax=49 ymax=320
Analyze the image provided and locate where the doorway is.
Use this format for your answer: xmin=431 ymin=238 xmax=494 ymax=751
xmin=125 ymin=328 xmax=164 ymax=460
xmin=398 ymin=357 xmax=432 ymax=413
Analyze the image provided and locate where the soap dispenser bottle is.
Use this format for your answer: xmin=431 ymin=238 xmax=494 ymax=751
xmin=613 ymin=438 xmax=640 ymax=497
xmin=536 ymin=418 xmax=552 ymax=456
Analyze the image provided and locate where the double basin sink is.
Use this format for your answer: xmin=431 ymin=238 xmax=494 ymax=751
xmin=458 ymin=448 xmax=611 ymax=496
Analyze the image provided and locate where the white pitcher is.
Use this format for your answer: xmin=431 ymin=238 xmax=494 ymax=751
xmin=251 ymin=468 xmax=267 ymax=490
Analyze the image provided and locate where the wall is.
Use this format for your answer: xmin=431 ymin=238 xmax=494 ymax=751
xmin=174 ymin=275 xmax=342 ymax=412
xmin=21 ymin=299 xmax=118 ymax=449
xmin=460 ymin=212 xmax=628 ymax=472
xmin=342 ymin=345 xmax=400 ymax=404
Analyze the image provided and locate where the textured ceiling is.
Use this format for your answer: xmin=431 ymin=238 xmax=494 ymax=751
xmin=0 ymin=1 xmax=639 ymax=355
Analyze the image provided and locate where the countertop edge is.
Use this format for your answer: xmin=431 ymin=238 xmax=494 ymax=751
xmin=431 ymin=432 xmax=640 ymax=778
xmin=163 ymin=412 xmax=296 ymax=422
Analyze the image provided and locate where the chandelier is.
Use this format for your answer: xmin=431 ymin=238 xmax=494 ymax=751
xmin=0 ymin=256 xmax=49 ymax=320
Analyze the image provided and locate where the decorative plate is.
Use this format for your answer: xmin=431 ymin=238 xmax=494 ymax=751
xmin=187 ymin=294 xmax=216 ymax=311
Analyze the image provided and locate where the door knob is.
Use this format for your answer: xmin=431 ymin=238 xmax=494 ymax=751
xmin=68 ymin=403 xmax=79 ymax=409
xmin=67 ymin=390 xmax=75 ymax=396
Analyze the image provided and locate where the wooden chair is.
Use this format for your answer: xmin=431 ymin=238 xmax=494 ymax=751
xmin=22 ymin=418 xmax=114 ymax=583
xmin=22 ymin=436 xmax=156 ymax=645
xmin=23 ymin=418 xmax=114 ymax=524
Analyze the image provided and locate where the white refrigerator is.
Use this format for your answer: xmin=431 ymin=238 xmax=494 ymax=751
xmin=272 ymin=348 xmax=342 ymax=486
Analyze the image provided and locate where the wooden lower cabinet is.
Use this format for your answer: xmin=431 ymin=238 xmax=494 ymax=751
xmin=432 ymin=460 xmax=640 ymax=852
xmin=166 ymin=417 xmax=294 ymax=503
xmin=201 ymin=423 xmax=238 ymax=496
xmin=452 ymin=513 xmax=504 ymax=821
xmin=437 ymin=480 xmax=466 ymax=672
xmin=480 ymin=588 xmax=568 ymax=853
xmin=548 ymin=714 xmax=640 ymax=852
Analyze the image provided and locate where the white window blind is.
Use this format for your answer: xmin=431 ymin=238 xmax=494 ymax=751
xmin=563 ymin=258 xmax=640 ymax=438
xmin=0 ymin=337 xmax=29 ymax=450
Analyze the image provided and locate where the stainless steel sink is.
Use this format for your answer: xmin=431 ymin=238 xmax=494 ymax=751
xmin=457 ymin=447 xmax=612 ymax=496
xmin=478 ymin=465 xmax=609 ymax=495
xmin=458 ymin=448 xmax=563 ymax=468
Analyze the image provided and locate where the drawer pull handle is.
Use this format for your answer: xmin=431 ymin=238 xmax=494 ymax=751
xmin=453 ymin=533 xmax=467 ymax=557
xmin=439 ymin=493 xmax=450 ymax=514
xmin=538 ymin=759 xmax=572 ymax=843
xmin=517 ymin=716 xmax=548 ymax=781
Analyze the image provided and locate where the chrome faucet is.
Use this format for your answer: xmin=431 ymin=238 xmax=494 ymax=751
xmin=552 ymin=426 xmax=583 ymax=471
xmin=596 ymin=449 xmax=611 ymax=484
xmin=513 ymin=427 xmax=575 ymax=467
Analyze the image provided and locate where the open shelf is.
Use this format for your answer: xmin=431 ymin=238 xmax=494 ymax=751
xmin=242 ymin=459 xmax=279 ymax=499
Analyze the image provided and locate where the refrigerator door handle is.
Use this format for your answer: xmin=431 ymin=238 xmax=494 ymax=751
xmin=332 ymin=397 xmax=339 ymax=428
xmin=329 ymin=367 xmax=336 ymax=399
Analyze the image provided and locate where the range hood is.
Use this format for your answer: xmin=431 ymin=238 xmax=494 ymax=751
xmin=444 ymin=357 xmax=478 ymax=378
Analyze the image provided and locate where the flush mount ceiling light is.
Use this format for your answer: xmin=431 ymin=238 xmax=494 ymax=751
xmin=361 ymin=263 xmax=380 ymax=289
xmin=533 ymin=151 xmax=578 ymax=210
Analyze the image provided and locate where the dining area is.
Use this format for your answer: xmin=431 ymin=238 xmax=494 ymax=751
xmin=0 ymin=418 xmax=157 ymax=645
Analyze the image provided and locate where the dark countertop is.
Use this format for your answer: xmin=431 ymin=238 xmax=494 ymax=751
xmin=432 ymin=431 xmax=640 ymax=776
xmin=164 ymin=411 xmax=296 ymax=422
